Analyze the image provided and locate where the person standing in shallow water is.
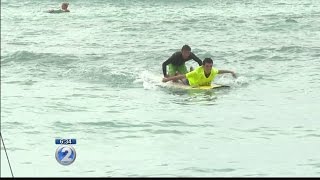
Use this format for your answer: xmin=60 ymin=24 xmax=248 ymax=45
xmin=162 ymin=45 xmax=202 ymax=78
xmin=48 ymin=2 xmax=70 ymax=13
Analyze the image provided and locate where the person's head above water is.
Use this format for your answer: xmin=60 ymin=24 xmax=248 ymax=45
xmin=61 ymin=2 xmax=69 ymax=10
xmin=181 ymin=44 xmax=191 ymax=60
xmin=47 ymin=2 xmax=70 ymax=13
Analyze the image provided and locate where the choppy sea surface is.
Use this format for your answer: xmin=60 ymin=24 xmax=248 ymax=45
xmin=1 ymin=0 xmax=320 ymax=177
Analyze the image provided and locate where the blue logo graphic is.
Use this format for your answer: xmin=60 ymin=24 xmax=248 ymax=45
xmin=55 ymin=145 xmax=76 ymax=166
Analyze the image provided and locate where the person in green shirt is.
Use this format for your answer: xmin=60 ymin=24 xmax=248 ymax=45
xmin=162 ymin=45 xmax=202 ymax=78
xmin=48 ymin=2 xmax=70 ymax=13
xmin=162 ymin=58 xmax=237 ymax=87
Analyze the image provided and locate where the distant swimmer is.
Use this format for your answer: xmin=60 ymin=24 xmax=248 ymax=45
xmin=162 ymin=45 xmax=202 ymax=78
xmin=48 ymin=2 xmax=70 ymax=13
xmin=162 ymin=58 xmax=237 ymax=87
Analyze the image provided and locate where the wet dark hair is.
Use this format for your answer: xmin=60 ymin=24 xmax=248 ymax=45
xmin=203 ymin=58 xmax=213 ymax=65
xmin=181 ymin=45 xmax=191 ymax=51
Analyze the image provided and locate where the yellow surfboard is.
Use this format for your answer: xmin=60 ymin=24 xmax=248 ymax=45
xmin=166 ymin=83 xmax=229 ymax=90
xmin=189 ymin=84 xmax=230 ymax=89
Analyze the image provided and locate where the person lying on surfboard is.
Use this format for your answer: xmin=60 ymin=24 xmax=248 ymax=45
xmin=162 ymin=45 xmax=202 ymax=78
xmin=162 ymin=58 xmax=236 ymax=87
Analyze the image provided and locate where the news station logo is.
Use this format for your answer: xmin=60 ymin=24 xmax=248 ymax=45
xmin=55 ymin=139 xmax=76 ymax=166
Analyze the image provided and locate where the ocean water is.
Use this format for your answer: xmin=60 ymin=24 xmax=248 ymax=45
xmin=1 ymin=0 xmax=320 ymax=177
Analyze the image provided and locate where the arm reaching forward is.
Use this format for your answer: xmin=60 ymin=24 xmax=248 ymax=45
xmin=218 ymin=70 xmax=237 ymax=78
xmin=162 ymin=53 xmax=175 ymax=77
xmin=190 ymin=52 xmax=202 ymax=66
xmin=162 ymin=74 xmax=186 ymax=82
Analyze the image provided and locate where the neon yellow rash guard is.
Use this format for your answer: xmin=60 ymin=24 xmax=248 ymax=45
xmin=185 ymin=66 xmax=219 ymax=87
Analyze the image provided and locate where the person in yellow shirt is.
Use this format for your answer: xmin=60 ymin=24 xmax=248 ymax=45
xmin=162 ymin=58 xmax=236 ymax=87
